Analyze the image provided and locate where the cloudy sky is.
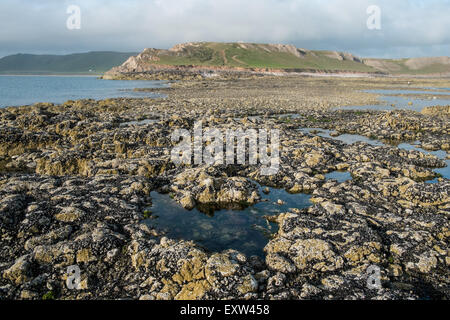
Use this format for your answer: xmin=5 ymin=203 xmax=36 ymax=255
xmin=1 ymin=0 xmax=449 ymax=58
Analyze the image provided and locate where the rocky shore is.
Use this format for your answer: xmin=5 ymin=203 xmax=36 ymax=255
xmin=0 ymin=76 xmax=449 ymax=300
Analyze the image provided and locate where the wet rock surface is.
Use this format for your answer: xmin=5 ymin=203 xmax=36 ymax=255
xmin=0 ymin=76 xmax=449 ymax=300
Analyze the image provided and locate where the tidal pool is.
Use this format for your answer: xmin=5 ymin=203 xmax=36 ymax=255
xmin=145 ymin=183 xmax=311 ymax=258
xmin=337 ymin=88 xmax=450 ymax=112
xmin=427 ymin=160 xmax=450 ymax=183
xmin=391 ymin=142 xmax=449 ymax=182
xmin=299 ymin=127 xmax=384 ymax=146
xmin=300 ymin=128 xmax=449 ymax=181
xmin=325 ymin=171 xmax=352 ymax=183
xmin=396 ymin=142 xmax=447 ymax=160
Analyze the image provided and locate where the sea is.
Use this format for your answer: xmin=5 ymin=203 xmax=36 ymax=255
xmin=0 ymin=75 xmax=167 ymax=108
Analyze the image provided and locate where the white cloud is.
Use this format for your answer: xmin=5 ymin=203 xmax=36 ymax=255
xmin=0 ymin=0 xmax=449 ymax=58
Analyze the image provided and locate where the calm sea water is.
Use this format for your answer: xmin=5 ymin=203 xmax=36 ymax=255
xmin=0 ymin=75 xmax=168 ymax=108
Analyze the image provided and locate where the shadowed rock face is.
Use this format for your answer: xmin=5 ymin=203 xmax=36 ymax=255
xmin=0 ymin=76 xmax=449 ymax=300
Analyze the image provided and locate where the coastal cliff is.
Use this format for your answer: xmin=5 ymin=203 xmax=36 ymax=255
xmin=103 ymin=42 xmax=450 ymax=80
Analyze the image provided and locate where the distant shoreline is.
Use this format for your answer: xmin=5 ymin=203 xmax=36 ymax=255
xmin=0 ymin=73 xmax=102 ymax=77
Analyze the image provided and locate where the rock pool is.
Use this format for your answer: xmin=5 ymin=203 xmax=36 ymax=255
xmin=325 ymin=171 xmax=352 ymax=182
xmin=145 ymin=183 xmax=311 ymax=258
xmin=337 ymin=88 xmax=450 ymax=112
xmin=300 ymin=127 xmax=449 ymax=181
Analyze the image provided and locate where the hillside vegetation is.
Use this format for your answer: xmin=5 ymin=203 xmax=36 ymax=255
xmin=111 ymin=42 xmax=376 ymax=73
xmin=105 ymin=42 xmax=450 ymax=76
xmin=364 ymin=56 xmax=450 ymax=75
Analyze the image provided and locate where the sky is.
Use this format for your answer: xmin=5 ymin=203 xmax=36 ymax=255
xmin=0 ymin=0 xmax=449 ymax=59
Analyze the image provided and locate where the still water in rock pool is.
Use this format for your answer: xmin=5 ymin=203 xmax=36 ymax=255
xmin=145 ymin=183 xmax=311 ymax=258
xmin=325 ymin=171 xmax=352 ymax=183
xmin=300 ymin=127 xmax=449 ymax=182
xmin=396 ymin=142 xmax=449 ymax=183
xmin=337 ymin=88 xmax=450 ymax=112
xmin=300 ymin=127 xmax=384 ymax=146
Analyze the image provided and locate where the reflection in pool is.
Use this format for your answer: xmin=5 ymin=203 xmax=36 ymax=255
xmin=145 ymin=183 xmax=311 ymax=258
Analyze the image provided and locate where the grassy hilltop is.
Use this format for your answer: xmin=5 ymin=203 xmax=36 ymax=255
xmin=105 ymin=42 xmax=450 ymax=77
xmin=2 ymin=43 xmax=448 ymax=76
xmin=123 ymin=42 xmax=376 ymax=72
xmin=364 ymin=56 xmax=450 ymax=75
